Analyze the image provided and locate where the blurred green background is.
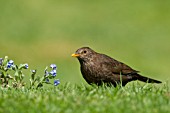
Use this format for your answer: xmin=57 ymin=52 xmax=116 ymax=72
xmin=0 ymin=0 xmax=170 ymax=85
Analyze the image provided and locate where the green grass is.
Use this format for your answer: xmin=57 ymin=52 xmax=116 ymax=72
xmin=0 ymin=83 xmax=169 ymax=113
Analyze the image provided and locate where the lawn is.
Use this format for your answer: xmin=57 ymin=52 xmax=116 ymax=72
xmin=0 ymin=83 xmax=169 ymax=113
xmin=0 ymin=0 xmax=170 ymax=113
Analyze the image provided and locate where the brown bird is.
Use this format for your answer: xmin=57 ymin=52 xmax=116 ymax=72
xmin=72 ymin=47 xmax=161 ymax=86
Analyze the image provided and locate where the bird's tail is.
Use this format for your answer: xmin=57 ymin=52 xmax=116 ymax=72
xmin=134 ymin=74 xmax=162 ymax=83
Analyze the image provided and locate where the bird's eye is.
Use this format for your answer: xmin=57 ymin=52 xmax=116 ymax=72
xmin=83 ymin=50 xmax=87 ymax=54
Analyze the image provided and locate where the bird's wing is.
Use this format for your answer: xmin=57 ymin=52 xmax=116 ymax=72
xmin=113 ymin=61 xmax=139 ymax=75
xmin=99 ymin=54 xmax=139 ymax=75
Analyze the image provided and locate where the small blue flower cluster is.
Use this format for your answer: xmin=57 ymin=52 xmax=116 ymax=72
xmin=44 ymin=64 xmax=60 ymax=86
xmin=0 ymin=56 xmax=29 ymax=88
xmin=24 ymin=63 xmax=29 ymax=69
xmin=5 ymin=59 xmax=29 ymax=70
xmin=54 ymin=79 xmax=60 ymax=86
xmin=50 ymin=64 xmax=57 ymax=77
xmin=7 ymin=60 xmax=14 ymax=68
xmin=0 ymin=56 xmax=60 ymax=88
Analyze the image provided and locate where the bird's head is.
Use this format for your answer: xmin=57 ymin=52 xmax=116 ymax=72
xmin=72 ymin=47 xmax=95 ymax=62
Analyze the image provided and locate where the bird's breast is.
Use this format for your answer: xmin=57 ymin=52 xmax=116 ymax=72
xmin=80 ymin=61 xmax=100 ymax=84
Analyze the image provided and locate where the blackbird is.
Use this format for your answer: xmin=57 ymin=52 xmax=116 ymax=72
xmin=72 ymin=47 xmax=161 ymax=86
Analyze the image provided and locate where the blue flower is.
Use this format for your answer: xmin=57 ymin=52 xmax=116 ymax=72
xmin=24 ymin=63 xmax=29 ymax=69
xmin=7 ymin=60 xmax=14 ymax=68
xmin=54 ymin=79 xmax=60 ymax=86
xmin=50 ymin=64 xmax=57 ymax=70
xmin=8 ymin=60 xmax=14 ymax=65
xmin=50 ymin=70 xmax=57 ymax=77
xmin=7 ymin=64 xmax=11 ymax=68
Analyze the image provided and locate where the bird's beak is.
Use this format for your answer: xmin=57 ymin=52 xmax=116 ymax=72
xmin=71 ymin=53 xmax=80 ymax=57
